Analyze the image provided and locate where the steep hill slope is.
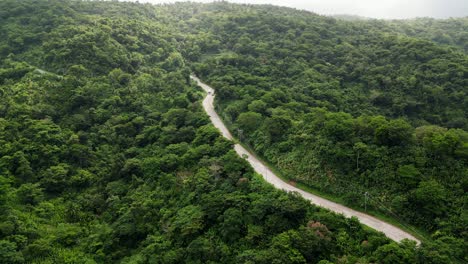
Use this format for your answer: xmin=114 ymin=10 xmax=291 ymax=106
xmin=0 ymin=0 xmax=465 ymax=263
xmin=181 ymin=2 xmax=467 ymax=261
xmin=0 ymin=0 xmax=427 ymax=263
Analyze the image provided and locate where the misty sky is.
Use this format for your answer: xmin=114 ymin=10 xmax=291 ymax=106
xmin=128 ymin=0 xmax=468 ymax=19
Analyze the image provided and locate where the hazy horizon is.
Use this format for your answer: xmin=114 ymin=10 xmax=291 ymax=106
xmin=124 ymin=0 xmax=468 ymax=19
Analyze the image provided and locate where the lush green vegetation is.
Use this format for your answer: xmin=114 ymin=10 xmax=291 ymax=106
xmin=333 ymin=16 xmax=468 ymax=53
xmin=386 ymin=18 xmax=468 ymax=53
xmin=0 ymin=0 xmax=465 ymax=263
xmin=185 ymin=2 xmax=467 ymax=262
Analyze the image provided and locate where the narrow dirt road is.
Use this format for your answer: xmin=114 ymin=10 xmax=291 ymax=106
xmin=191 ymin=75 xmax=420 ymax=244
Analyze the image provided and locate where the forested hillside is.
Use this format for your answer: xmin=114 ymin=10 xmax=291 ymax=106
xmin=386 ymin=18 xmax=468 ymax=52
xmin=184 ymin=2 xmax=467 ymax=261
xmin=333 ymin=16 xmax=468 ymax=53
xmin=0 ymin=0 xmax=465 ymax=263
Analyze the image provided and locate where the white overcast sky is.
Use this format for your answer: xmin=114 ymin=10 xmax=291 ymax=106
xmin=126 ymin=0 xmax=468 ymax=19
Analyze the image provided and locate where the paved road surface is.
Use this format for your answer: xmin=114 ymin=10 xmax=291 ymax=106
xmin=191 ymin=75 xmax=420 ymax=244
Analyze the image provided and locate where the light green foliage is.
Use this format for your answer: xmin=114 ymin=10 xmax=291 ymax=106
xmin=16 ymin=183 xmax=44 ymax=205
xmin=171 ymin=205 xmax=204 ymax=237
xmin=372 ymin=241 xmax=417 ymax=264
xmin=237 ymin=112 xmax=263 ymax=133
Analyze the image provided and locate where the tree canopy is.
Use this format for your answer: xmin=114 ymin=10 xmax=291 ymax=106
xmin=0 ymin=0 xmax=466 ymax=263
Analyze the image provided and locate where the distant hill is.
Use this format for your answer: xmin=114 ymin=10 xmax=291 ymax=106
xmin=386 ymin=17 xmax=468 ymax=52
xmin=332 ymin=14 xmax=372 ymax=21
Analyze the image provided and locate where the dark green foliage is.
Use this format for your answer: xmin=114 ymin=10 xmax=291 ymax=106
xmin=186 ymin=2 xmax=467 ymax=263
xmin=0 ymin=0 xmax=465 ymax=263
xmin=0 ymin=240 xmax=24 ymax=264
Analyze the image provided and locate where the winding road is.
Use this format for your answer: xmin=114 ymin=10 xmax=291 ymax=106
xmin=191 ymin=75 xmax=420 ymax=244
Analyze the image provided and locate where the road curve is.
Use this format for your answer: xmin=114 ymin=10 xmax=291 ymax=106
xmin=191 ymin=75 xmax=420 ymax=244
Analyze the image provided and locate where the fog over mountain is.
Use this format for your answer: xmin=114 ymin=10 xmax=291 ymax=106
xmin=128 ymin=0 xmax=467 ymax=19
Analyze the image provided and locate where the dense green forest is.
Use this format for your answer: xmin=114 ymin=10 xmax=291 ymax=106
xmin=0 ymin=0 xmax=466 ymax=263
xmin=333 ymin=16 xmax=468 ymax=52
xmin=186 ymin=1 xmax=467 ymax=261
xmin=386 ymin=18 xmax=468 ymax=53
